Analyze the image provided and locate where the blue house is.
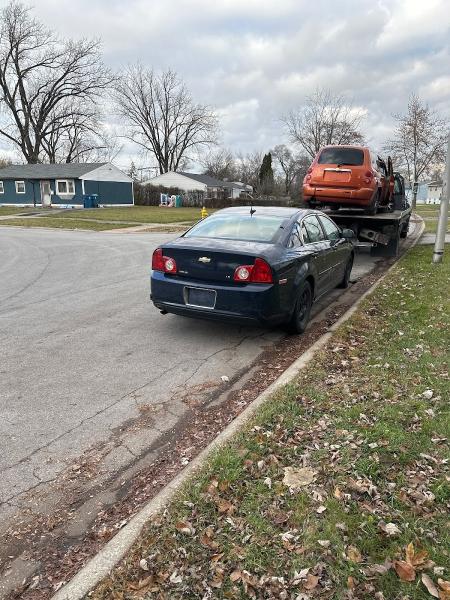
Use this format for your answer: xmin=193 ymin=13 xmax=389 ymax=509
xmin=0 ymin=163 xmax=134 ymax=206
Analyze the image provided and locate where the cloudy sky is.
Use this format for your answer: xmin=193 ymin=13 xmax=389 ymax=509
xmin=1 ymin=0 xmax=449 ymax=170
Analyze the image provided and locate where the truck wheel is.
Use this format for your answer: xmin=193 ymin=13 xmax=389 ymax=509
xmin=338 ymin=254 xmax=354 ymax=288
xmin=400 ymin=219 xmax=409 ymax=238
xmin=286 ymin=280 xmax=313 ymax=334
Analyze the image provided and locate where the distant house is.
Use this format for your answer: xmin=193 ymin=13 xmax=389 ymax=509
xmin=405 ymin=180 xmax=442 ymax=205
xmin=144 ymin=171 xmax=252 ymax=199
xmin=426 ymin=181 xmax=443 ymax=204
xmin=0 ymin=163 xmax=134 ymax=206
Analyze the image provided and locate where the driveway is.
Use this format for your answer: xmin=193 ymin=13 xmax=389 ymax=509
xmin=0 ymin=226 xmax=396 ymax=595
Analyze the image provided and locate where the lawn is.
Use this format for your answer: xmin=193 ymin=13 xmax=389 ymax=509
xmin=415 ymin=204 xmax=449 ymax=234
xmin=50 ymin=206 xmax=209 ymax=224
xmin=0 ymin=217 xmax=133 ymax=231
xmin=0 ymin=206 xmax=44 ymax=216
xmin=92 ymin=245 xmax=449 ymax=600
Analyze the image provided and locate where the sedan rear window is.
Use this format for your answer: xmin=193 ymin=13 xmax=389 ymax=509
xmin=318 ymin=147 xmax=364 ymax=166
xmin=184 ymin=214 xmax=286 ymax=243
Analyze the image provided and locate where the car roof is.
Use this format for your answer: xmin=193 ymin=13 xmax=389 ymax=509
xmin=320 ymin=144 xmax=367 ymax=150
xmin=214 ymin=206 xmax=309 ymax=218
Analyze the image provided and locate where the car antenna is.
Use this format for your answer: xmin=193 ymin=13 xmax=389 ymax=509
xmin=249 ymin=195 xmax=256 ymax=216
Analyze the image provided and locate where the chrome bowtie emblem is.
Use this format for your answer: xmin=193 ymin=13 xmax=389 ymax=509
xmin=198 ymin=256 xmax=211 ymax=263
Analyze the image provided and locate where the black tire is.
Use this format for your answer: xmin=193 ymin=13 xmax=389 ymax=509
xmin=400 ymin=219 xmax=409 ymax=238
xmin=286 ymin=280 xmax=313 ymax=334
xmin=365 ymin=190 xmax=380 ymax=215
xmin=338 ymin=254 xmax=354 ymax=288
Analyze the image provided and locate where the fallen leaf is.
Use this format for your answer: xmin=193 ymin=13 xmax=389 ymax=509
xmin=303 ymin=574 xmax=319 ymax=590
xmin=334 ymin=486 xmax=343 ymax=500
xmin=346 ymin=545 xmax=362 ymax=563
xmin=438 ymin=579 xmax=450 ymax=600
xmin=139 ymin=558 xmax=149 ymax=571
xmin=421 ymin=573 xmax=439 ymax=598
xmin=438 ymin=579 xmax=450 ymax=591
xmin=347 ymin=576 xmax=357 ymax=589
xmin=169 ymin=571 xmax=183 ymax=584
xmin=378 ymin=521 xmax=401 ymax=536
xmin=216 ymin=498 xmax=235 ymax=514
xmin=283 ymin=467 xmax=317 ymax=490
xmin=316 ymin=505 xmax=327 ymax=514
xmin=406 ymin=542 xmax=415 ymax=565
xmin=394 ymin=560 xmax=416 ymax=582
xmin=175 ymin=521 xmax=194 ymax=535
xmin=230 ymin=570 xmax=242 ymax=582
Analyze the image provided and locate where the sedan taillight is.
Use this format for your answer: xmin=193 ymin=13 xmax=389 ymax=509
xmin=233 ymin=258 xmax=273 ymax=283
xmin=152 ymin=248 xmax=177 ymax=274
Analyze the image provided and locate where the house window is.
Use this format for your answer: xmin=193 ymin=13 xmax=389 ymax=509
xmin=56 ymin=179 xmax=75 ymax=195
xmin=0 ymin=181 xmax=4 ymax=194
xmin=15 ymin=181 xmax=25 ymax=194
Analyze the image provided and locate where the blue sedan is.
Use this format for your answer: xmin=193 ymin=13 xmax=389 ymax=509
xmin=150 ymin=207 xmax=355 ymax=333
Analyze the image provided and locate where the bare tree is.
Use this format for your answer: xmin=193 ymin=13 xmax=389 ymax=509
xmin=199 ymin=147 xmax=237 ymax=180
xmin=385 ymin=94 xmax=447 ymax=208
xmin=0 ymin=155 xmax=12 ymax=168
xmin=282 ymin=88 xmax=364 ymax=160
xmin=114 ymin=65 xmax=218 ymax=174
xmin=272 ymin=144 xmax=310 ymax=195
xmin=235 ymin=150 xmax=263 ymax=191
xmin=0 ymin=1 xmax=113 ymax=163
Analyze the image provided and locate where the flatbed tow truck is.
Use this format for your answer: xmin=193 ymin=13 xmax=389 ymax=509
xmin=322 ymin=173 xmax=411 ymax=257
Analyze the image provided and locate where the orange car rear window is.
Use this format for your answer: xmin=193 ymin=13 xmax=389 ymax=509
xmin=318 ymin=148 xmax=364 ymax=166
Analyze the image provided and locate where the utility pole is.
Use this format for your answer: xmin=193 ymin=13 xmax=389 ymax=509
xmin=432 ymin=132 xmax=450 ymax=264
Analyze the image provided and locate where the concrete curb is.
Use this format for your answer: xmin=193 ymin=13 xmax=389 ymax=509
xmin=52 ymin=218 xmax=424 ymax=600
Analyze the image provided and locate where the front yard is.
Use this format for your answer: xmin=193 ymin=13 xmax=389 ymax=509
xmin=91 ymin=245 xmax=449 ymax=600
xmin=0 ymin=206 xmax=210 ymax=230
xmin=415 ymin=205 xmax=450 ymax=234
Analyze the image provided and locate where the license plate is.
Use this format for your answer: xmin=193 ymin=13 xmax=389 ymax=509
xmin=185 ymin=287 xmax=216 ymax=309
xmin=323 ymin=170 xmax=351 ymax=182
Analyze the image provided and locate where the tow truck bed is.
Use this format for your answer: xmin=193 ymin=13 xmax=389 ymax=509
xmin=326 ymin=208 xmax=412 ymax=257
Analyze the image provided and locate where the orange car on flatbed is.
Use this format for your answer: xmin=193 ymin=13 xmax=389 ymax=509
xmin=303 ymin=145 xmax=393 ymax=215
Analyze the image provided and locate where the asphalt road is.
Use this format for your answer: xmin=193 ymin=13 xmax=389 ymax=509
xmin=0 ymin=227 xmax=382 ymax=536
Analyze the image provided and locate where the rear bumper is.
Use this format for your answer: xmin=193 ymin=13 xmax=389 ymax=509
xmin=150 ymin=271 xmax=287 ymax=326
xmin=303 ymin=184 xmax=375 ymax=206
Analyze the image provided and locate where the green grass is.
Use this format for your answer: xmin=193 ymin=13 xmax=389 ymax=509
xmin=0 ymin=206 xmax=45 ymax=216
xmin=91 ymin=245 xmax=450 ymax=600
xmin=415 ymin=204 xmax=449 ymax=233
xmin=50 ymin=206 xmax=210 ymax=224
xmin=0 ymin=217 xmax=133 ymax=231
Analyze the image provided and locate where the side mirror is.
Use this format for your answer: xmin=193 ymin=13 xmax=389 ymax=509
xmin=341 ymin=228 xmax=355 ymax=239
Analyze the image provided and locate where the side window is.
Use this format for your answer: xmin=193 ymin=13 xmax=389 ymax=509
xmin=319 ymin=216 xmax=341 ymax=242
xmin=300 ymin=222 xmax=310 ymax=244
xmin=289 ymin=222 xmax=302 ymax=248
xmin=302 ymin=215 xmax=325 ymax=243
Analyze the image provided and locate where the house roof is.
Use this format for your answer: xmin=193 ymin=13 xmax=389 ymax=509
xmin=178 ymin=172 xmax=248 ymax=190
xmin=0 ymin=163 xmax=107 ymax=180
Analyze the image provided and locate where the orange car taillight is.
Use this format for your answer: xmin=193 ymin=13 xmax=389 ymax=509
xmin=233 ymin=258 xmax=273 ymax=284
xmin=364 ymin=170 xmax=373 ymax=184
xmin=304 ymin=166 xmax=313 ymax=183
xmin=152 ymin=248 xmax=177 ymax=274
